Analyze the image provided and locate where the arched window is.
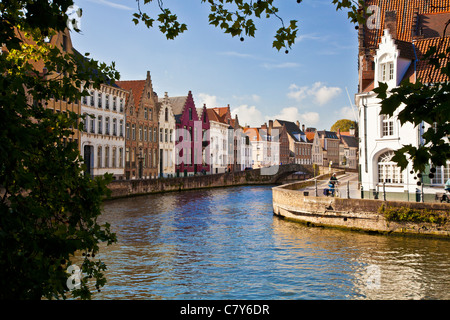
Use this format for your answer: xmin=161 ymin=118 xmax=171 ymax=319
xmin=378 ymin=151 xmax=403 ymax=184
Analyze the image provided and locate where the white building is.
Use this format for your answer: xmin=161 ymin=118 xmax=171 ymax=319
xmin=80 ymin=83 xmax=128 ymax=180
xmin=244 ymin=126 xmax=279 ymax=169
xmin=157 ymin=92 xmax=176 ymax=178
xmin=356 ymin=28 xmax=448 ymax=200
xmin=206 ymin=108 xmax=230 ymax=174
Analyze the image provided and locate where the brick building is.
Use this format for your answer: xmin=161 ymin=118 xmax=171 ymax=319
xmin=117 ymin=71 xmax=160 ymax=179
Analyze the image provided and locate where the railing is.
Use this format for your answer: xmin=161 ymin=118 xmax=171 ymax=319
xmin=305 ymin=179 xmax=449 ymax=204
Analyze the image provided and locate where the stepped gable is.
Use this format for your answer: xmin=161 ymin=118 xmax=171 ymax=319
xmin=359 ymin=0 xmax=450 ymax=91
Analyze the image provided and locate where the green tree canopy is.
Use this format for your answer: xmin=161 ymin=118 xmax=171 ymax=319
xmin=0 ymin=0 xmax=118 ymax=299
xmin=331 ymin=119 xmax=357 ymax=133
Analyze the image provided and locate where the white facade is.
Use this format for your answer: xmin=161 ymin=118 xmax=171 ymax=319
xmin=356 ymin=29 xmax=426 ymax=198
xmin=235 ymin=128 xmax=253 ymax=171
xmin=80 ymin=83 xmax=127 ymax=180
xmin=311 ymin=132 xmax=323 ymax=166
xmin=209 ymin=121 xmax=229 ymax=174
xmin=158 ymin=92 xmax=176 ymax=177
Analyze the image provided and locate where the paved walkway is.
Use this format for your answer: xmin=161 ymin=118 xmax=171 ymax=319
xmin=301 ymin=172 xmax=360 ymax=199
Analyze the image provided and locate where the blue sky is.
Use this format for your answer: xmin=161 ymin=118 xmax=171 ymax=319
xmin=71 ymin=0 xmax=359 ymax=130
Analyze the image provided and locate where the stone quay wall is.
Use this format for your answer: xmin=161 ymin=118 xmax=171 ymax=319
xmin=107 ymin=169 xmax=275 ymax=199
xmin=272 ymin=175 xmax=450 ymax=238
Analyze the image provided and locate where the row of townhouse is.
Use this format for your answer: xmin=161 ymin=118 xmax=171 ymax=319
xmin=27 ymin=28 xmax=357 ymax=180
xmin=242 ymin=120 xmax=358 ymax=171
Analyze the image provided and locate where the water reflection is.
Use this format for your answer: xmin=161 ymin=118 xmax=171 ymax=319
xmin=85 ymin=186 xmax=450 ymax=300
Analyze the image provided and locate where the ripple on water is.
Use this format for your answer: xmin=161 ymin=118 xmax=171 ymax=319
xmin=90 ymin=186 xmax=450 ymax=300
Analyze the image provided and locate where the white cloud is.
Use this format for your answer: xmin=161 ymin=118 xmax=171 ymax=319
xmin=270 ymin=107 xmax=320 ymax=127
xmin=288 ymin=82 xmax=341 ymax=106
xmin=232 ymin=94 xmax=261 ymax=103
xmin=198 ymin=93 xmax=219 ymax=108
xmin=296 ymin=33 xmax=322 ymax=42
xmin=298 ymin=112 xmax=320 ymax=126
xmin=219 ymin=51 xmax=255 ymax=59
xmin=336 ymin=106 xmax=358 ymax=122
xmin=89 ymin=0 xmax=134 ymax=10
xmin=262 ymin=62 xmax=301 ymax=69
xmin=231 ymin=105 xmax=265 ymax=127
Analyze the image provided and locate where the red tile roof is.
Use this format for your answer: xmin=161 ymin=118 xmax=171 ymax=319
xmin=115 ymin=80 xmax=146 ymax=111
xmin=414 ymin=36 xmax=450 ymax=83
xmin=363 ymin=0 xmax=450 ymax=49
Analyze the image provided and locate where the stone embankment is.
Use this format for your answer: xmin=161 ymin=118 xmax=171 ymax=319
xmin=107 ymin=164 xmax=312 ymax=199
xmin=272 ymin=173 xmax=450 ymax=238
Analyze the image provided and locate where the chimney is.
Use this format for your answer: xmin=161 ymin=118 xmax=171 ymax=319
xmin=384 ymin=11 xmax=397 ymax=39
xmin=296 ymin=120 xmax=300 ymax=128
xmin=269 ymin=120 xmax=273 ymax=129
xmin=302 ymin=124 xmax=305 ymax=132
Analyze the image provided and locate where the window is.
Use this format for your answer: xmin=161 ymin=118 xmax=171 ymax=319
xmin=113 ymin=97 xmax=116 ymax=111
xmin=119 ymin=148 xmax=124 ymax=168
xmin=378 ymin=151 xmax=403 ymax=184
xmin=83 ymin=113 xmax=88 ymax=132
xmin=126 ymin=123 xmax=130 ymax=139
xmin=105 ymin=146 xmax=109 ymax=168
xmin=120 ymin=120 xmax=123 ymax=137
xmin=105 ymin=94 xmax=109 ymax=109
xmin=380 ymin=62 xmax=394 ymax=82
xmin=112 ymin=147 xmax=117 ymax=168
xmin=132 ymin=124 xmax=136 ymax=140
xmin=160 ymin=128 xmax=163 ymax=142
xmin=90 ymin=115 xmax=95 ymax=134
xmin=113 ymin=118 xmax=117 ymax=136
xmin=165 ymin=108 xmax=168 ymax=122
xmin=90 ymin=91 xmax=95 ymax=107
xmin=143 ymin=149 xmax=147 ymax=168
xmin=98 ymin=116 xmax=102 ymax=134
xmin=380 ymin=63 xmax=386 ymax=82
xmin=431 ymin=161 xmax=450 ymax=185
xmin=149 ymin=108 xmax=153 ymax=120
xmin=165 ymin=129 xmax=168 ymax=143
xmin=382 ymin=114 xmax=394 ymax=137
xmin=98 ymin=93 xmax=102 ymax=108
xmin=105 ymin=117 xmax=110 ymax=135
xmin=139 ymin=126 xmax=143 ymax=141
xmin=153 ymin=128 xmax=157 ymax=142
xmin=149 ymin=127 xmax=153 ymax=142
xmin=97 ymin=146 xmax=102 ymax=168
xmin=119 ymin=98 xmax=124 ymax=112
xmin=144 ymin=108 xmax=148 ymax=119
xmin=189 ymin=108 xmax=192 ymax=121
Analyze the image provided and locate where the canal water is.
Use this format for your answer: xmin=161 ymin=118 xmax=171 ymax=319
xmin=92 ymin=185 xmax=450 ymax=300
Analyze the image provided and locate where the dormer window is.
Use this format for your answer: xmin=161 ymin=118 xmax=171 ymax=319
xmin=380 ymin=62 xmax=394 ymax=82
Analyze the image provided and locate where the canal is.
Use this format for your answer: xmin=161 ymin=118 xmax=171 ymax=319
xmin=91 ymin=185 xmax=450 ymax=300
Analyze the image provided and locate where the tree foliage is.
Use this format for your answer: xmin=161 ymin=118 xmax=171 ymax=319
xmin=0 ymin=0 xmax=118 ymax=299
xmin=133 ymin=0 xmax=366 ymax=52
xmin=331 ymin=119 xmax=356 ymax=133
